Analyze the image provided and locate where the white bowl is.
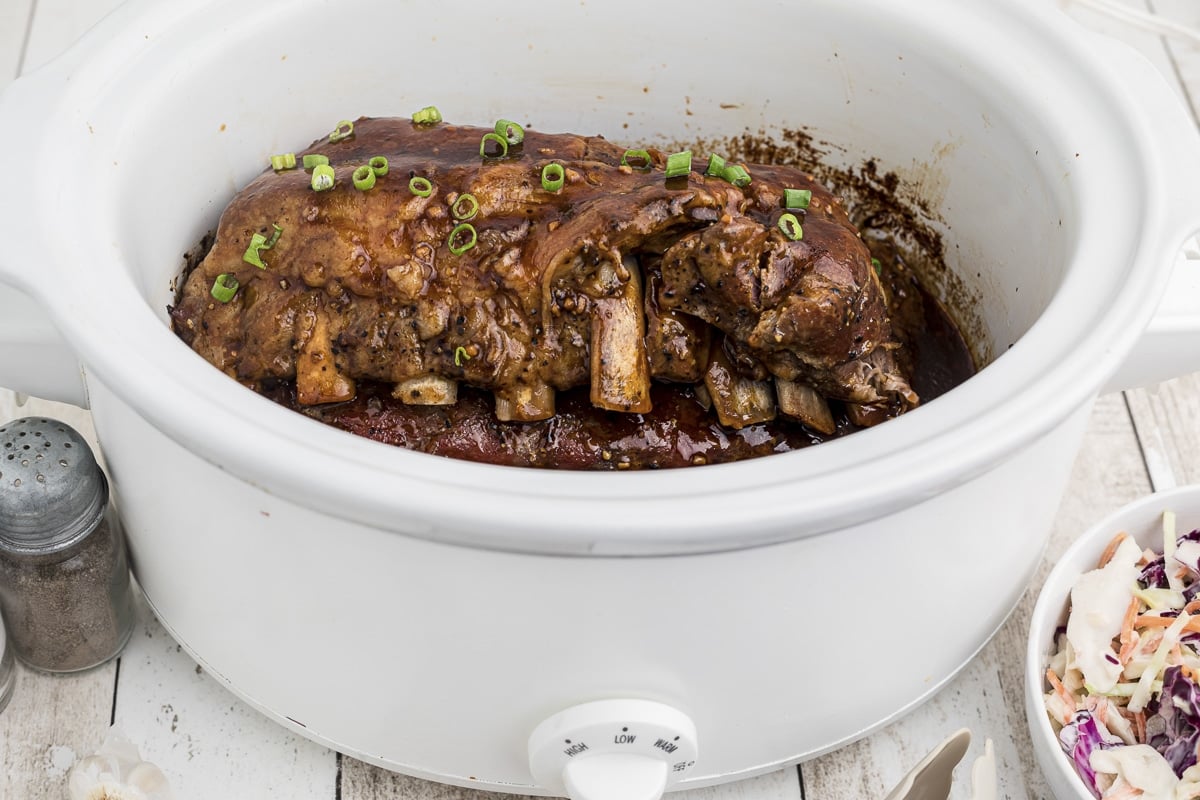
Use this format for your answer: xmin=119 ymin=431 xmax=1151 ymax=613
xmin=1025 ymin=484 xmax=1200 ymax=799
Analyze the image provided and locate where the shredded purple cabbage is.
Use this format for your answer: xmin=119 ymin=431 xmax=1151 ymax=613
xmin=1060 ymin=709 xmax=1121 ymax=797
xmin=1137 ymin=528 xmax=1200 ymax=591
xmin=1146 ymin=665 xmax=1200 ymax=776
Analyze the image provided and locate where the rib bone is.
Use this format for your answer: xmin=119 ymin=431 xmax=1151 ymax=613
xmin=392 ymin=375 xmax=458 ymax=405
xmin=295 ymin=303 xmax=355 ymax=405
xmin=704 ymin=343 xmax=776 ymax=429
xmin=495 ymin=382 xmax=556 ymax=422
xmin=776 ymin=379 xmax=836 ymax=435
xmin=590 ymin=255 xmax=652 ymax=413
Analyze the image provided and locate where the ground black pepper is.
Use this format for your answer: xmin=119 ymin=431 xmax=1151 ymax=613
xmin=0 ymin=418 xmax=135 ymax=672
xmin=0 ymin=507 xmax=134 ymax=671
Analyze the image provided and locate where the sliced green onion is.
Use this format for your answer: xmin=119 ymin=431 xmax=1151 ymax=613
xmin=541 ymin=162 xmax=565 ymax=192
xmin=270 ymin=153 xmax=297 ymax=171
xmin=353 ymin=164 xmax=376 ymax=190
xmin=211 ymin=273 xmax=239 ymax=303
xmin=494 ymin=119 xmax=525 ymax=146
xmin=451 ymin=193 xmax=479 ymax=221
xmin=448 ymin=222 xmax=477 ymax=255
xmin=368 ymin=156 xmax=389 ymax=177
xmin=409 ymin=176 xmax=434 ymax=197
xmin=665 ymin=150 xmax=692 ymax=179
xmin=784 ymin=188 xmax=812 ymax=209
xmin=302 ymin=154 xmax=329 ymax=169
xmin=454 ymin=345 xmax=470 ymax=366
xmin=311 ymin=164 xmax=336 ymax=191
xmin=329 ymin=119 xmax=354 ymax=143
xmin=243 ymin=233 xmax=268 ymax=268
xmin=243 ymin=223 xmax=282 ymax=269
xmin=412 ymin=105 xmax=442 ymax=125
xmin=778 ymin=213 xmax=803 ymax=241
xmin=622 ymin=149 xmax=652 ymax=169
xmin=479 ymin=133 xmax=509 ymax=159
xmin=722 ymin=164 xmax=752 ymax=187
xmin=704 ymin=154 xmax=726 ymax=177
xmin=871 ymin=257 xmax=882 ymax=274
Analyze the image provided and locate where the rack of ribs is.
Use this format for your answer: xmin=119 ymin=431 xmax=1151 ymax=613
xmin=170 ymin=116 xmax=918 ymax=435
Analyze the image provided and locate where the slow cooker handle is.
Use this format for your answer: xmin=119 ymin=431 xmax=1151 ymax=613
xmin=0 ymin=285 xmax=87 ymax=407
xmin=1106 ymin=239 xmax=1200 ymax=392
xmin=0 ymin=65 xmax=89 ymax=407
xmin=1067 ymin=20 xmax=1200 ymax=392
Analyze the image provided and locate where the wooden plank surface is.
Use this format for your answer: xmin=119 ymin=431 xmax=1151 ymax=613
xmin=0 ymin=0 xmax=1198 ymax=798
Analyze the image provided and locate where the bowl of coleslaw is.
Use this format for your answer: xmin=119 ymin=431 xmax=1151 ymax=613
xmin=1026 ymin=484 xmax=1200 ymax=799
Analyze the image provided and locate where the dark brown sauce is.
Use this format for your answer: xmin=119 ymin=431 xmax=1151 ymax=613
xmin=257 ymin=257 xmax=972 ymax=470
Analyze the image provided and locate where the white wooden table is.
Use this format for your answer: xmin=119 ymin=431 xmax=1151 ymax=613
xmin=1 ymin=1 xmax=1198 ymax=797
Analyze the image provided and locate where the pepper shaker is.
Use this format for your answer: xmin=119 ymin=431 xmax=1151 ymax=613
xmin=0 ymin=417 xmax=136 ymax=672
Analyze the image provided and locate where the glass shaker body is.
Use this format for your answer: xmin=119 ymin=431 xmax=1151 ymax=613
xmin=0 ymin=417 xmax=136 ymax=673
xmin=0 ymin=501 xmax=135 ymax=672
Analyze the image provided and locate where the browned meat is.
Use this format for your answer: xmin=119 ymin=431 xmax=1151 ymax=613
xmin=171 ymin=115 xmax=917 ymax=436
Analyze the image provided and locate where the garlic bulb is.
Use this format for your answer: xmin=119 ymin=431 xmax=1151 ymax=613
xmin=67 ymin=727 xmax=174 ymax=800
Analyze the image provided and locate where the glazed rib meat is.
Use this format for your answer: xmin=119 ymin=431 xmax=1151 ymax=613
xmin=171 ymin=116 xmax=918 ymax=432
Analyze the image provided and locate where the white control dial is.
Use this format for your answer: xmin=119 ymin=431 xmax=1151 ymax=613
xmin=528 ymin=699 xmax=699 ymax=800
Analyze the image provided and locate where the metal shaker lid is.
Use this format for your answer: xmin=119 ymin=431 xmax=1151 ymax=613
xmin=0 ymin=417 xmax=107 ymax=553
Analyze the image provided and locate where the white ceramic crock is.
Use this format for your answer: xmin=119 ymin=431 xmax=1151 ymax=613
xmin=0 ymin=0 xmax=1199 ymax=795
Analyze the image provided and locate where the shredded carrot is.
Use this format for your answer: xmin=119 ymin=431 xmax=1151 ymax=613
xmin=1099 ymin=531 xmax=1131 ymax=568
xmin=1134 ymin=614 xmax=1200 ymax=634
xmin=1120 ymin=597 xmax=1139 ymax=644
xmin=1046 ymin=668 xmax=1076 ymax=723
xmin=1119 ymin=632 xmax=1139 ymax=664
xmin=1134 ymin=709 xmax=1147 ymax=743
xmin=1104 ymin=784 xmax=1144 ymax=800
xmin=1186 ymin=599 xmax=1200 ymax=615
xmin=1095 ymin=696 xmax=1110 ymax=726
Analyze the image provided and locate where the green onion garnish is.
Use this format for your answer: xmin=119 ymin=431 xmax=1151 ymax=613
xmin=871 ymin=257 xmax=882 ymax=274
xmin=479 ymin=133 xmax=509 ymax=159
xmin=541 ymin=163 xmax=565 ymax=192
xmin=353 ymin=165 xmax=376 ymax=191
xmin=243 ymin=223 xmax=283 ymax=269
xmin=211 ymin=273 xmax=239 ymax=303
xmin=311 ymin=164 xmax=336 ymax=191
xmin=704 ymin=154 xmax=726 ymax=177
xmin=622 ymin=149 xmax=652 ymax=169
xmin=329 ymin=120 xmax=354 ymax=143
xmin=270 ymin=153 xmax=297 ymax=171
xmin=409 ymin=176 xmax=433 ymax=197
xmin=368 ymin=156 xmax=389 ymax=177
xmin=243 ymin=234 xmax=268 ymax=268
xmin=448 ymin=222 xmax=477 ymax=255
xmin=665 ymin=150 xmax=692 ymax=179
xmin=784 ymin=188 xmax=812 ymax=209
xmin=451 ymin=193 xmax=479 ymax=221
xmin=494 ymin=119 xmax=525 ymax=146
xmin=723 ymin=164 xmax=752 ymax=188
xmin=778 ymin=213 xmax=803 ymax=241
xmin=454 ymin=345 xmax=470 ymax=366
xmin=413 ymin=106 xmax=442 ymax=125
xmin=302 ymin=154 xmax=329 ymax=169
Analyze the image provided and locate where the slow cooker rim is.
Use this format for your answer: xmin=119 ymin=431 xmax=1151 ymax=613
xmin=13 ymin=0 xmax=1192 ymax=554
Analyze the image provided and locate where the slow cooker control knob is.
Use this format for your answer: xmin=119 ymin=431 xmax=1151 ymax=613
xmin=527 ymin=699 xmax=698 ymax=800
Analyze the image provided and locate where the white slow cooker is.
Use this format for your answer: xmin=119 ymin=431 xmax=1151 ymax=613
xmin=1 ymin=1 xmax=1199 ymax=797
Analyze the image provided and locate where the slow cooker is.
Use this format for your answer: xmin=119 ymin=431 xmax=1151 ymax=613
xmin=0 ymin=1 xmax=1199 ymax=797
